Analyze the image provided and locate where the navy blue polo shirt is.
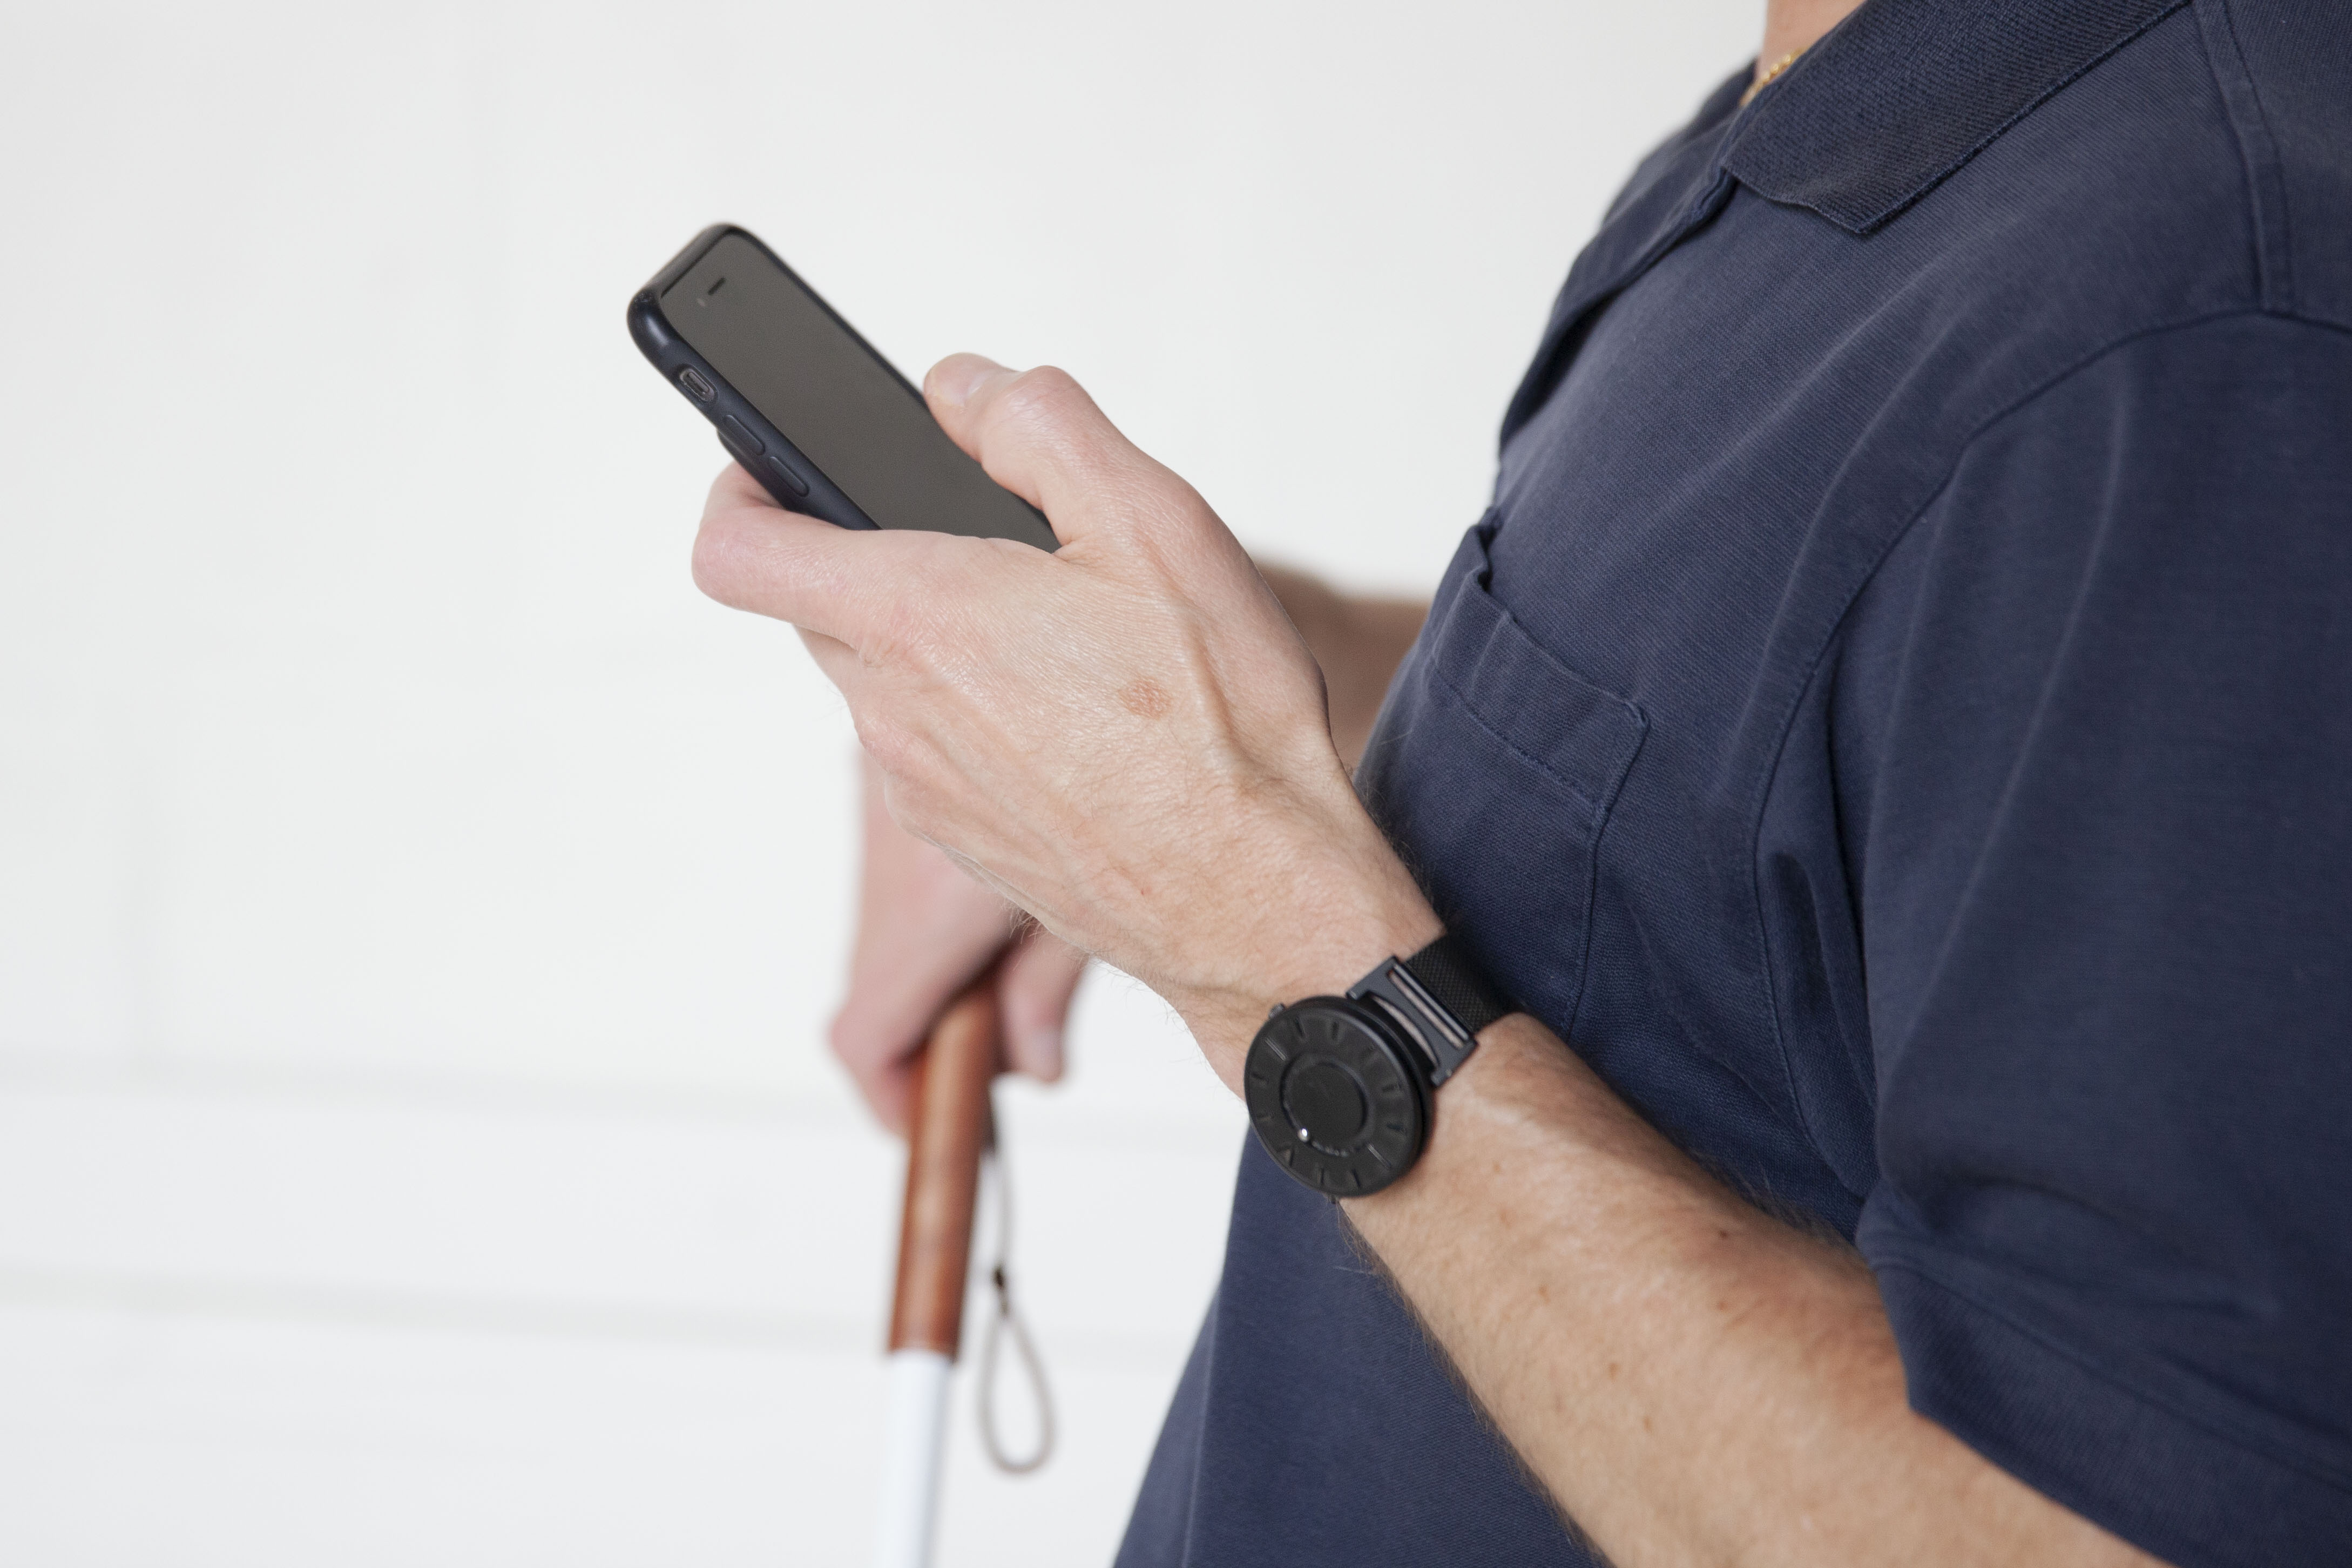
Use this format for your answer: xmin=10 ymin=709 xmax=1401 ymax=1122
xmin=1116 ymin=3 xmax=2352 ymax=1566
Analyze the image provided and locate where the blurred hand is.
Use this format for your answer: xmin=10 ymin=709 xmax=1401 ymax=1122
xmin=835 ymin=752 xmax=1086 ymax=1134
xmin=693 ymin=355 xmax=1437 ymax=1088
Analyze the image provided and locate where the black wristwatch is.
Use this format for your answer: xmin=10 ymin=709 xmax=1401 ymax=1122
xmin=1244 ymin=933 xmax=1513 ymax=1197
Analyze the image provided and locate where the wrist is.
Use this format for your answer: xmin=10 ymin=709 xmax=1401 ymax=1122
xmin=1344 ymin=1014 xmax=1654 ymax=1234
xmin=1170 ymin=831 xmax=1441 ymax=1092
xmin=1338 ymin=1016 xmax=1557 ymax=1238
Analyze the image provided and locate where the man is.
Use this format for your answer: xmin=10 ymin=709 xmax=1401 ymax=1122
xmin=693 ymin=0 xmax=2352 ymax=1562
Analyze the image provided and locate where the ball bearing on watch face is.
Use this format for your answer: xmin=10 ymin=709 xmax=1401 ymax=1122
xmin=1243 ymin=998 xmax=1429 ymax=1197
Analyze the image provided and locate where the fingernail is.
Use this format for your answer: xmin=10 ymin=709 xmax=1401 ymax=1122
xmin=1022 ymin=1025 xmax=1064 ymax=1080
xmin=931 ymin=354 xmax=1006 ymax=409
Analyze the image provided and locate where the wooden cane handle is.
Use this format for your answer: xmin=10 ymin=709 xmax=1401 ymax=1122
xmin=887 ymin=977 xmax=999 ymax=1357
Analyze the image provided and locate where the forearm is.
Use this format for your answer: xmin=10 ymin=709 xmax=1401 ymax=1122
xmin=1255 ymin=562 xmax=1426 ymax=769
xmin=1344 ymin=1016 xmax=2163 ymax=1568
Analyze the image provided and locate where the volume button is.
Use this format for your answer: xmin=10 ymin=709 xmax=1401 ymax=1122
xmin=718 ymin=415 xmax=764 ymax=455
xmin=763 ymin=453 xmax=812 ymax=497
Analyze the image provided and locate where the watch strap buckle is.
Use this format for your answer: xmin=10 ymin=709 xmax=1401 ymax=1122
xmin=1347 ymin=935 xmax=1511 ymax=1087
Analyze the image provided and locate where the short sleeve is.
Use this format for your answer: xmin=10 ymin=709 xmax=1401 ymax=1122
xmin=1848 ymin=315 xmax=2352 ymax=1567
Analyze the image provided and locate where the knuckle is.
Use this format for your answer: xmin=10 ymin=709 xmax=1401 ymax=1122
xmin=1017 ymin=363 xmax=1082 ymax=401
xmin=989 ymin=365 xmax=1086 ymax=439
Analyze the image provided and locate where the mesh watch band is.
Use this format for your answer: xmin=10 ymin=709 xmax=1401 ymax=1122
xmin=1401 ymin=934 xmax=1513 ymax=1039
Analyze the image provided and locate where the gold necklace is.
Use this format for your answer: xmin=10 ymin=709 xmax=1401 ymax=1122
xmin=1739 ymin=46 xmax=1805 ymax=107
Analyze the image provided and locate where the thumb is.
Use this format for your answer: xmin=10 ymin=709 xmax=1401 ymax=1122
xmin=923 ymin=354 xmax=1157 ymax=544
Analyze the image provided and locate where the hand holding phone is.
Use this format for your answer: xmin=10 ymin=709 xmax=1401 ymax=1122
xmin=688 ymin=353 xmax=1434 ymax=1078
xmin=630 ymin=225 xmax=1057 ymax=552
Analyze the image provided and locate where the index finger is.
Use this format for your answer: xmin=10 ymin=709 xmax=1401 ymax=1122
xmin=706 ymin=457 xmax=786 ymax=516
xmin=691 ymin=461 xmax=939 ymax=644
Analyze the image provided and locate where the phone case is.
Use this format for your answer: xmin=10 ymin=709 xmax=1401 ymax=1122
xmin=628 ymin=224 xmax=1055 ymax=550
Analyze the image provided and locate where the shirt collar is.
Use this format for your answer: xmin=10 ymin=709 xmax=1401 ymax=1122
xmin=1498 ymin=0 xmax=2194 ymax=448
xmin=1721 ymin=0 xmax=2188 ymax=234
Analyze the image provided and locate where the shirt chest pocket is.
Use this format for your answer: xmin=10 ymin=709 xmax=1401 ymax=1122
xmin=1358 ymin=518 xmax=1647 ymax=1034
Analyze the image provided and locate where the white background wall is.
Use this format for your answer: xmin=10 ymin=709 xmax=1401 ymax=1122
xmin=0 ymin=3 xmax=1754 ymax=1563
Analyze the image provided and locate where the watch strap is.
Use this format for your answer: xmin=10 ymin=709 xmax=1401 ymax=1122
xmin=1403 ymin=934 xmax=1513 ymax=1039
xmin=1346 ymin=932 xmax=1513 ymax=1087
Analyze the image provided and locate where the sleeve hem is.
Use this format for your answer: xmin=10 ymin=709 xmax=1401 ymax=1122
xmin=1873 ymin=1259 xmax=2352 ymax=1568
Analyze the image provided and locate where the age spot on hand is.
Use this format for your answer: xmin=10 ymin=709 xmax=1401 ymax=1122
xmin=1119 ymin=677 xmax=1172 ymax=720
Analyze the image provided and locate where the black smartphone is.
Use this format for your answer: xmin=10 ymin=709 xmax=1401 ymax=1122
xmin=629 ymin=224 xmax=1057 ymax=552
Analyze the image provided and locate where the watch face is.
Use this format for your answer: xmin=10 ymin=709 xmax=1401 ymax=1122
xmin=1244 ymin=997 xmax=1428 ymax=1197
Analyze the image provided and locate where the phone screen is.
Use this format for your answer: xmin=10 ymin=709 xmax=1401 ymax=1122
xmin=663 ymin=234 xmax=1053 ymax=549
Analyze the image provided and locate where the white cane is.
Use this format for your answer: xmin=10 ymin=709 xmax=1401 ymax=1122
xmin=873 ymin=977 xmax=998 ymax=1568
